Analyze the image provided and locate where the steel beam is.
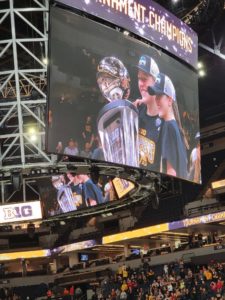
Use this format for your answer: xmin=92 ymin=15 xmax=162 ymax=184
xmin=0 ymin=0 xmax=52 ymax=203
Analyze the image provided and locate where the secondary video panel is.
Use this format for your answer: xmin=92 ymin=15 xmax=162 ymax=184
xmin=38 ymin=174 xmax=134 ymax=218
xmin=47 ymin=6 xmax=200 ymax=183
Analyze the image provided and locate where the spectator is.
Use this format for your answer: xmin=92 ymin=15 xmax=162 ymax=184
xmin=47 ymin=288 xmax=52 ymax=299
xmin=204 ymin=267 xmax=213 ymax=281
xmin=92 ymin=292 xmax=98 ymax=300
xmin=120 ymin=290 xmax=127 ymax=299
xmin=188 ymin=232 xmax=194 ymax=248
xmin=85 ymin=115 xmax=93 ymax=126
xmin=121 ymin=280 xmax=128 ymax=292
xmin=111 ymin=288 xmax=116 ymax=300
xmin=198 ymin=233 xmax=203 ymax=247
xmin=213 ymin=232 xmax=218 ymax=243
xmin=80 ymin=142 xmax=93 ymax=158
xmin=63 ymin=287 xmax=69 ymax=300
xmin=69 ymin=285 xmax=74 ymax=300
xmin=75 ymin=287 xmax=82 ymax=298
xmin=92 ymin=137 xmax=104 ymax=161
xmin=163 ymin=264 xmax=168 ymax=275
xmin=64 ymin=139 xmax=79 ymax=157
xmin=81 ymin=123 xmax=95 ymax=148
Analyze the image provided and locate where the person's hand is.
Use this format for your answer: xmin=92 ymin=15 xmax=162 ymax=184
xmin=89 ymin=199 xmax=97 ymax=206
xmin=133 ymin=99 xmax=146 ymax=107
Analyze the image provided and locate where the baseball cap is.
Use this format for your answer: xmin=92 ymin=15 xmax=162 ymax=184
xmin=136 ymin=55 xmax=159 ymax=79
xmin=148 ymin=73 xmax=176 ymax=101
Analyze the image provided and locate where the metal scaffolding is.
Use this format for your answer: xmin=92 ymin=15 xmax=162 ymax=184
xmin=0 ymin=0 xmax=53 ymax=203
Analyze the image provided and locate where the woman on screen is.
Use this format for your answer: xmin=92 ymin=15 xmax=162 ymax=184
xmin=149 ymin=73 xmax=188 ymax=179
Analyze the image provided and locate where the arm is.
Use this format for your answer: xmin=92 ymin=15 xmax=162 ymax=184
xmin=133 ymin=98 xmax=146 ymax=107
xmin=87 ymin=198 xmax=97 ymax=206
xmin=167 ymin=161 xmax=176 ymax=177
xmin=90 ymin=134 xmax=95 ymax=146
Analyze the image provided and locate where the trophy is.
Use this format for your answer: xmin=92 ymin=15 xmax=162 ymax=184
xmin=97 ymin=57 xmax=139 ymax=167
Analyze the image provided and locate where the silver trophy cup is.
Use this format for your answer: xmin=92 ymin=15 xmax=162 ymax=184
xmin=97 ymin=57 xmax=139 ymax=167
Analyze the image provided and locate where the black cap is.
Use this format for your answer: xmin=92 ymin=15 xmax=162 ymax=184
xmin=148 ymin=73 xmax=176 ymax=101
xmin=136 ymin=55 xmax=159 ymax=79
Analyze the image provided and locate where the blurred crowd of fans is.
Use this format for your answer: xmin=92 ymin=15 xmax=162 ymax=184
xmin=90 ymin=260 xmax=225 ymax=300
xmin=56 ymin=116 xmax=104 ymax=161
xmin=1 ymin=259 xmax=225 ymax=300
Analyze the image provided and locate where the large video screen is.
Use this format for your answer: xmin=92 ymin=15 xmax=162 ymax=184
xmin=38 ymin=174 xmax=135 ymax=218
xmin=47 ymin=6 xmax=200 ymax=183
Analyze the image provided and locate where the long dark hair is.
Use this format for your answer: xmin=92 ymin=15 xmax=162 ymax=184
xmin=172 ymin=101 xmax=189 ymax=150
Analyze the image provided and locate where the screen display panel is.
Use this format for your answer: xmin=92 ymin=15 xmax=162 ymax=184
xmin=39 ymin=173 xmax=134 ymax=217
xmin=47 ymin=6 xmax=200 ymax=183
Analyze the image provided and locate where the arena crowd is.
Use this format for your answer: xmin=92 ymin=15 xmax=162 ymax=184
xmin=90 ymin=259 xmax=225 ymax=300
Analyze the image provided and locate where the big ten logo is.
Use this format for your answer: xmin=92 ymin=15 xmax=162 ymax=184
xmin=3 ymin=205 xmax=33 ymax=220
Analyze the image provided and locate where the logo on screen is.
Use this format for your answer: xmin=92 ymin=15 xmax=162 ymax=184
xmin=3 ymin=206 xmax=33 ymax=220
xmin=155 ymin=76 xmax=161 ymax=85
xmin=139 ymin=56 xmax=146 ymax=66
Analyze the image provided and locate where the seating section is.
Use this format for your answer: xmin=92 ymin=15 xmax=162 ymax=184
xmin=89 ymin=260 xmax=225 ymax=299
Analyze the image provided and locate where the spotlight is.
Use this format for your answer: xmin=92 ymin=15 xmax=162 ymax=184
xmin=28 ymin=127 xmax=36 ymax=134
xmin=52 ymin=168 xmax=59 ymax=174
xmin=123 ymin=30 xmax=129 ymax=36
xmin=30 ymin=169 xmax=36 ymax=175
xmin=30 ymin=134 xmax=37 ymax=142
xmin=27 ymin=127 xmax=38 ymax=142
xmin=199 ymin=69 xmax=206 ymax=77
xmin=43 ymin=58 xmax=48 ymax=65
xmin=197 ymin=61 xmax=203 ymax=69
xmin=41 ymin=169 xmax=48 ymax=174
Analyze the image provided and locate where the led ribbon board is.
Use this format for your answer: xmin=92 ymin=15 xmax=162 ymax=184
xmin=57 ymin=0 xmax=198 ymax=68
